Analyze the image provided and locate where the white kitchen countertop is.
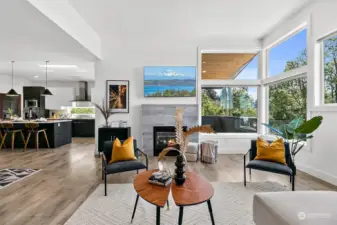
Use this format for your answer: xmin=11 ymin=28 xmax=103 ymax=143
xmin=0 ymin=120 xmax=72 ymax=124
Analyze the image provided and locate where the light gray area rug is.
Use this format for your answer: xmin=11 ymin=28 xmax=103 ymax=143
xmin=65 ymin=182 xmax=287 ymax=225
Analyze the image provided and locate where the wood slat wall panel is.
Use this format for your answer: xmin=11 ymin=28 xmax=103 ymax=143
xmin=202 ymin=53 xmax=256 ymax=80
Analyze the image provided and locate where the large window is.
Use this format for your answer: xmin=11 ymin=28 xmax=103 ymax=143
xmin=323 ymin=34 xmax=337 ymax=104
xmin=268 ymin=77 xmax=307 ymax=127
xmin=268 ymin=29 xmax=307 ymax=76
xmin=200 ymin=26 xmax=309 ymax=136
xmin=235 ymin=55 xmax=259 ymax=80
xmin=202 ymin=87 xmax=258 ymax=133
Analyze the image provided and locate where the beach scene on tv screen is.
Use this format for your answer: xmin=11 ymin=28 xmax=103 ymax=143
xmin=144 ymin=66 xmax=196 ymax=97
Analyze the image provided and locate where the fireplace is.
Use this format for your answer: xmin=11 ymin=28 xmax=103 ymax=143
xmin=153 ymin=126 xmax=187 ymax=156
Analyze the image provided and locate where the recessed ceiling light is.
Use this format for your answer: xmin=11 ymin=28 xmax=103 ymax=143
xmin=33 ymin=75 xmax=38 ymax=78
xmin=202 ymin=70 xmax=207 ymax=73
xmin=202 ymin=61 xmax=207 ymax=64
xmin=39 ymin=64 xmax=78 ymax=68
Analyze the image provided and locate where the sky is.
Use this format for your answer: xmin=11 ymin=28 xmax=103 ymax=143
xmin=268 ymin=29 xmax=307 ymax=76
xmin=235 ymin=28 xmax=307 ymax=79
xmin=235 ymin=56 xmax=259 ymax=80
xmin=144 ymin=66 xmax=196 ymax=80
xmin=227 ymin=29 xmax=307 ymax=102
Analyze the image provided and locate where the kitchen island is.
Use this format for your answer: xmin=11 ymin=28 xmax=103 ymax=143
xmin=46 ymin=118 xmax=95 ymax=137
xmin=0 ymin=120 xmax=72 ymax=149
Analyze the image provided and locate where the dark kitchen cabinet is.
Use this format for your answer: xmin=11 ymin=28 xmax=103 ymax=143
xmin=23 ymin=87 xmax=46 ymax=118
xmin=72 ymin=119 xmax=95 ymax=137
xmin=0 ymin=93 xmax=21 ymax=119
xmin=54 ymin=121 xmax=72 ymax=146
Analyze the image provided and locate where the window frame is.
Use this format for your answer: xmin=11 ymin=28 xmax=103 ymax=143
xmin=265 ymin=75 xmax=308 ymax=132
xmin=264 ymin=24 xmax=309 ymax=136
xmin=318 ymin=30 xmax=337 ymax=107
xmin=264 ymin=72 xmax=308 ymax=134
xmin=197 ymin=48 xmax=261 ymax=135
xmin=266 ymin=26 xmax=307 ymax=78
xmin=197 ymin=23 xmax=314 ymax=154
xmin=198 ymin=25 xmax=309 ymax=137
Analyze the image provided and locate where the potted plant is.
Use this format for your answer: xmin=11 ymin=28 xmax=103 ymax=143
xmin=262 ymin=116 xmax=323 ymax=173
xmin=92 ymin=99 xmax=114 ymax=127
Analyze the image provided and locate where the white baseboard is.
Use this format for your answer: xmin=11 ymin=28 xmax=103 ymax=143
xmin=296 ymin=162 xmax=337 ymax=186
xmin=218 ymin=148 xmax=247 ymax=154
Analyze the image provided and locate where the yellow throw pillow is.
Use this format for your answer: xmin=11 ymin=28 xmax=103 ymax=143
xmin=109 ymin=137 xmax=136 ymax=163
xmin=255 ymin=137 xmax=286 ymax=165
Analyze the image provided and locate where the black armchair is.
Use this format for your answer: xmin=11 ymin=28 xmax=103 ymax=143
xmin=244 ymin=140 xmax=296 ymax=191
xmin=102 ymin=139 xmax=148 ymax=196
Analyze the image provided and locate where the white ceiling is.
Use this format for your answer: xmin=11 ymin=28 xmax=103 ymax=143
xmin=0 ymin=0 xmax=96 ymax=81
xmin=69 ymin=0 xmax=313 ymax=41
xmin=0 ymin=0 xmax=313 ymax=81
xmin=0 ymin=61 xmax=95 ymax=81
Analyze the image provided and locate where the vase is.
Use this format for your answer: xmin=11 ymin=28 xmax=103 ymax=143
xmin=101 ymin=120 xmax=110 ymax=128
xmin=174 ymin=154 xmax=186 ymax=185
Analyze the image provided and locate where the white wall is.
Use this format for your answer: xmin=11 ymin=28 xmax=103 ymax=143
xmin=93 ymin=36 xmax=260 ymax=153
xmin=0 ymin=74 xmax=31 ymax=116
xmin=27 ymin=0 xmax=102 ymax=59
xmin=200 ymin=133 xmax=258 ymax=154
xmin=262 ymin=0 xmax=337 ymax=185
xmin=0 ymin=75 xmax=31 ymax=94
xmin=29 ymin=81 xmax=95 ymax=110
xmin=44 ymin=87 xmax=75 ymax=110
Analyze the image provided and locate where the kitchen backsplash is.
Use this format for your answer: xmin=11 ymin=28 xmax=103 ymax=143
xmin=71 ymin=107 xmax=95 ymax=114
xmin=49 ymin=107 xmax=95 ymax=119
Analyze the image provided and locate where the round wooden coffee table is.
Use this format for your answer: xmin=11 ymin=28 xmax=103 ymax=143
xmin=132 ymin=169 xmax=215 ymax=225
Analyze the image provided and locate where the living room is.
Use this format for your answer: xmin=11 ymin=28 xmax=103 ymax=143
xmin=1 ymin=0 xmax=337 ymax=224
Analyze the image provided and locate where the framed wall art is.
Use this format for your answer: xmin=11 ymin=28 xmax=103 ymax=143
xmin=144 ymin=66 xmax=196 ymax=97
xmin=106 ymin=80 xmax=129 ymax=113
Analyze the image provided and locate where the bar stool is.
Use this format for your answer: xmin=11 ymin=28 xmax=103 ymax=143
xmin=0 ymin=122 xmax=25 ymax=151
xmin=0 ymin=123 xmax=7 ymax=149
xmin=24 ymin=123 xmax=50 ymax=151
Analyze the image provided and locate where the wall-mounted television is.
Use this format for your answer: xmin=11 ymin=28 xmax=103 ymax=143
xmin=144 ymin=66 xmax=196 ymax=97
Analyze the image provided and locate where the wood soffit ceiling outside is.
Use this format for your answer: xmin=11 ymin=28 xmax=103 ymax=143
xmin=202 ymin=53 xmax=256 ymax=80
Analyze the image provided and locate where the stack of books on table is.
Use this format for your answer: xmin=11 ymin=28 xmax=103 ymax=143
xmin=149 ymin=171 xmax=172 ymax=187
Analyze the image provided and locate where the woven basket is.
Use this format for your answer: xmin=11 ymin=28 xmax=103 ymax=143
xmin=200 ymin=141 xmax=218 ymax=164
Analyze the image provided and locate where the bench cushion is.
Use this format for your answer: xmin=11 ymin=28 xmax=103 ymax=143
xmin=246 ymin=160 xmax=293 ymax=175
xmin=185 ymin=152 xmax=198 ymax=162
xmin=253 ymin=191 xmax=337 ymax=225
xmin=186 ymin=142 xmax=199 ymax=154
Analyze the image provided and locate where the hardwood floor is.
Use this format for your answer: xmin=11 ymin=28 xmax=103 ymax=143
xmin=0 ymin=138 xmax=336 ymax=225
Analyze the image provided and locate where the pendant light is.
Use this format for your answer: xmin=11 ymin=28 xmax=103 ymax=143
xmin=41 ymin=61 xmax=53 ymax=96
xmin=6 ymin=61 xmax=19 ymax=96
